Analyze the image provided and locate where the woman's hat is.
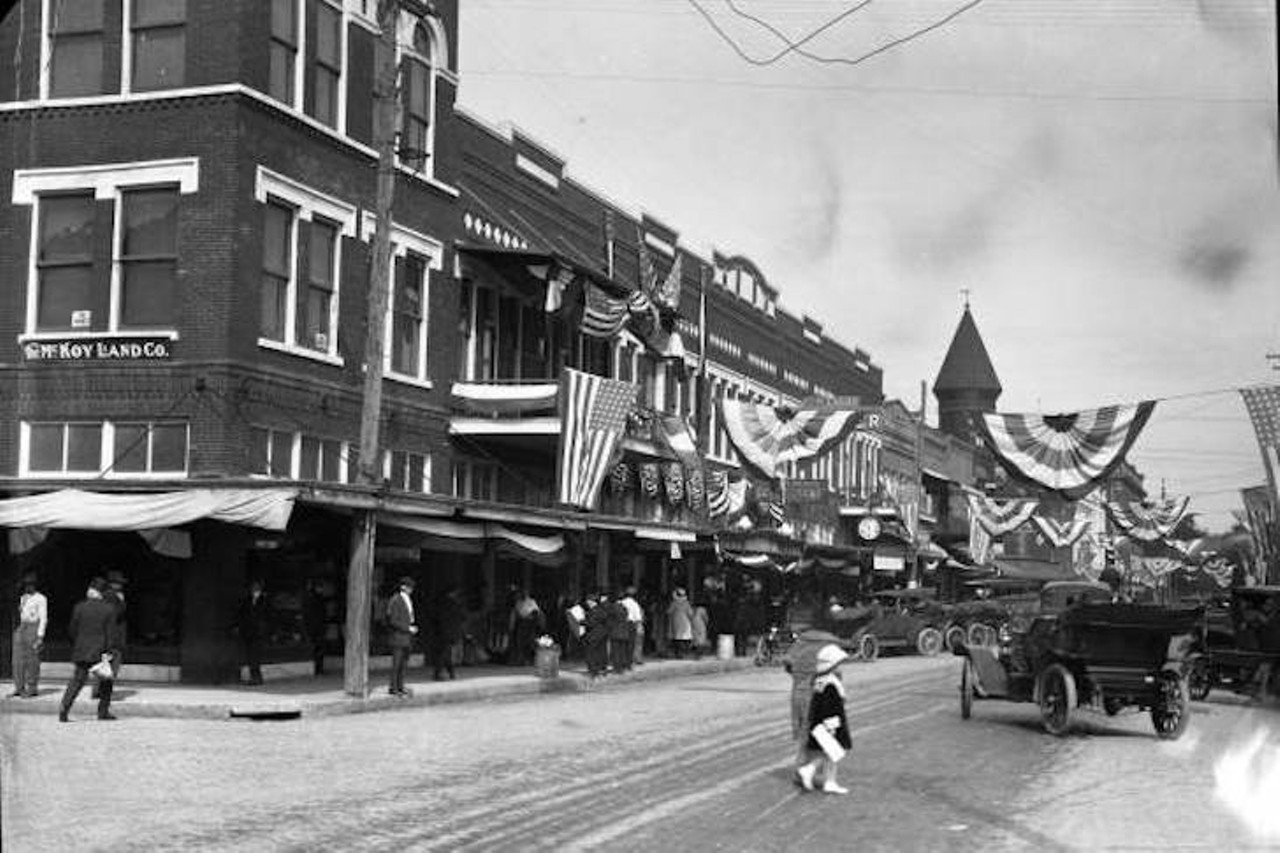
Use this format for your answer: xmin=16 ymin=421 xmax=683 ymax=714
xmin=673 ymin=588 xmax=687 ymax=599
xmin=399 ymin=576 xmax=416 ymax=588
xmin=815 ymin=644 xmax=848 ymax=675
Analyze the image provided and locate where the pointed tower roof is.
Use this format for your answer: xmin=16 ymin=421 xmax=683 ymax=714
xmin=934 ymin=307 xmax=1002 ymax=394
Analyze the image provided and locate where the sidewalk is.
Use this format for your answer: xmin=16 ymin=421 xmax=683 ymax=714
xmin=0 ymin=655 xmax=760 ymax=721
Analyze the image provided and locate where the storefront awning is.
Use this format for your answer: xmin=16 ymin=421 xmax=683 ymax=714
xmin=451 ymin=382 xmax=559 ymax=416
xmin=0 ymin=488 xmax=298 ymax=531
xmin=635 ymin=526 xmax=697 ymax=543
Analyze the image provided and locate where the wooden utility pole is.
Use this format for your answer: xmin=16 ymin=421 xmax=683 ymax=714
xmin=344 ymin=0 xmax=405 ymax=698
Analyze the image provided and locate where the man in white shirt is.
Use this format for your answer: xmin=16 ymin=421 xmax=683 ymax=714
xmin=11 ymin=573 xmax=47 ymax=698
xmin=620 ymin=586 xmax=645 ymax=667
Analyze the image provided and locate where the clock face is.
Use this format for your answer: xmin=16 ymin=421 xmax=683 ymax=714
xmin=858 ymin=517 xmax=881 ymax=541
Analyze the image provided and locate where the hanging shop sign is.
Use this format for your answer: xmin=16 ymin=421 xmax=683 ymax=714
xmin=22 ymin=336 xmax=173 ymax=362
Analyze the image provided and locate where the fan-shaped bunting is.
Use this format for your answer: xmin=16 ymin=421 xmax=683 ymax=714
xmin=967 ymin=495 xmax=1039 ymax=537
xmin=708 ymin=471 xmax=749 ymax=518
xmin=1031 ymin=513 xmax=1091 ymax=548
xmin=719 ymin=399 xmax=869 ymax=479
xmin=1105 ymin=496 xmax=1190 ymax=543
xmin=978 ymin=402 xmax=1157 ymax=497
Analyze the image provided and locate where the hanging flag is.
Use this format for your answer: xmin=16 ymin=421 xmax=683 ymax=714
xmin=766 ymin=500 xmax=786 ymax=526
xmin=581 ymin=284 xmax=630 ymax=338
xmin=638 ymin=462 xmax=662 ymax=498
xmin=1242 ymin=386 xmax=1280 ymax=502
xmin=652 ymin=252 xmax=683 ymax=310
xmin=720 ymin=399 xmax=867 ymax=479
xmin=967 ymin=494 xmax=1039 ymax=536
xmin=686 ymin=467 xmax=705 ymax=510
xmin=664 ymin=462 xmax=685 ymax=504
xmin=604 ymin=210 xmax=616 ymax=279
xmin=968 ymin=504 xmax=992 ymax=565
xmin=556 ymin=368 xmax=638 ymax=510
xmin=1105 ymin=495 xmax=1191 ymax=543
xmin=656 ymin=414 xmax=701 ymax=467
xmin=1241 ymin=484 xmax=1277 ymax=572
xmin=978 ymin=402 xmax=1157 ymax=497
xmin=636 ymin=224 xmax=657 ymax=292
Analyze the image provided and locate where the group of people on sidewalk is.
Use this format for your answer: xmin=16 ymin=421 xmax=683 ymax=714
xmin=9 ymin=571 xmax=128 ymax=722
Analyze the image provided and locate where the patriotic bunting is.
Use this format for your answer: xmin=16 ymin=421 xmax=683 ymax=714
xmin=556 ymin=368 xmax=638 ymax=510
xmin=1105 ymin=495 xmax=1190 ymax=542
xmin=977 ymin=401 xmax=1157 ymax=497
xmin=610 ymin=461 xmax=633 ymax=494
xmin=636 ymin=225 xmax=657 ymax=292
xmin=969 ymin=507 xmax=993 ymax=565
xmin=1072 ymin=534 xmax=1104 ymax=581
xmin=708 ymin=471 xmax=749 ymax=518
xmin=719 ymin=399 xmax=867 ymax=479
xmin=1241 ymin=484 xmax=1277 ymax=570
xmin=766 ymin=500 xmax=786 ymax=525
xmin=967 ymin=494 xmax=1039 ymax=536
xmin=657 ymin=414 xmax=701 ymax=467
xmin=686 ymin=467 xmax=705 ymax=509
xmin=1031 ymin=512 xmax=1091 ymax=548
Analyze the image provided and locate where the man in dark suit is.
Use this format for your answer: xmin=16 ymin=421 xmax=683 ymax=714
xmin=237 ymin=579 xmax=272 ymax=685
xmin=59 ymin=577 xmax=121 ymax=722
xmin=386 ymin=576 xmax=417 ymax=696
xmin=93 ymin=569 xmax=127 ymax=699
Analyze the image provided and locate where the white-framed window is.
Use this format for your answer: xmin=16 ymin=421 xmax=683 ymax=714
xmin=14 ymin=159 xmax=199 ymax=336
xmin=128 ymin=0 xmax=187 ymax=93
xmin=396 ymin=13 xmax=438 ymax=174
xmin=41 ymin=0 xmax=188 ymax=99
xmin=255 ymin=167 xmax=356 ymax=361
xmin=265 ymin=0 xmax=346 ymax=131
xmin=21 ymin=420 xmax=188 ymax=477
xmin=360 ymin=216 xmax=443 ymax=384
xmin=384 ymin=448 xmax=432 ymax=493
xmin=250 ymin=426 xmax=349 ymax=482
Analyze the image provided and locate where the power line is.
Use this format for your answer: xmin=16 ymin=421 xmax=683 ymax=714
xmin=686 ymin=0 xmax=990 ymax=68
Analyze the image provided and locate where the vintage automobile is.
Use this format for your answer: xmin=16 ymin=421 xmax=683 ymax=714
xmin=825 ymin=589 xmax=946 ymax=660
xmin=1188 ymin=586 xmax=1280 ymax=701
xmin=955 ymin=600 xmax=1202 ymax=739
xmin=945 ymin=580 xmax=1113 ymax=651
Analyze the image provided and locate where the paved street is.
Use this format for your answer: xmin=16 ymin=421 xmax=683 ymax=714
xmin=4 ymin=656 xmax=1279 ymax=852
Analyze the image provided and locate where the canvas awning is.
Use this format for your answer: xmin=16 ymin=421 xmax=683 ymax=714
xmin=0 ymin=488 xmax=298 ymax=531
xmin=451 ymin=382 xmax=559 ymax=416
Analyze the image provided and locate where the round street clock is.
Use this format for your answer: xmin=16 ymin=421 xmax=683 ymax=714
xmin=858 ymin=516 xmax=881 ymax=541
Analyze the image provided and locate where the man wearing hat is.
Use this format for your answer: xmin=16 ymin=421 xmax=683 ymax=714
xmin=59 ymin=577 xmax=121 ymax=722
xmin=237 ymin=578 xmax=273 ymax=685
xmin=93 ymin=570 xmax=128 ymax=699
xmin=10 ymin=572 xmax=47 ymax=698
xmin=386 ymin=576 xmax=418 ymax=696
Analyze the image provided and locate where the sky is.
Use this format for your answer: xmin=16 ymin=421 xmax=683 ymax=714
xmin=455 ymin=0 xmax=1280 ymax=533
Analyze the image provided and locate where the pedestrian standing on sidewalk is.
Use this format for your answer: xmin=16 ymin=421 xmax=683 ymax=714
xmin=58 ymin=577 xmax=120 ymax=722
xmin=620 ymin=586 xmax=645 ymax=667
xmin=564 ymin=596 xmax=586 ymax=661
xmin=691 ymin=599 xmax=709 ymax=658
xmin=236 ymin=579 xmax=272 ymax=686
xmin=508 ymin=589 xmax=544 ymax=667
xmin=607 ymin=589 xmax=632 ymax=674
xmin=302 ymin=579 xmax=328 ymax=676
xmin=796 ymin=644 xmax=852 ymax=795
xmin=667 ymin=588 xmax=694 ymax=659
xmin=387 ymin=576 xmax=417 ymax=696
xmin=10 ymin=573 xmax=47 ymax=698
xmin=582 ymin=593 xmax=610 ymax=678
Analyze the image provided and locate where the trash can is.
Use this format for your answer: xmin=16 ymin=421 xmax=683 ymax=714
xmin=534 ymin=645 xmax=561 ymax=678
xmin=716 ymin=634 xmax=735 ymax=661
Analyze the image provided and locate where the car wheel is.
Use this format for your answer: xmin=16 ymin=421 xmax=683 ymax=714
xmin=1187 ymin=660 xmax=1212 ymax=701
xmin=1038 ymin=663 xmax=1076 ymax=737
xmin=916 ymin=627 xmax=943 ymax=657
xmin=1151 ymin=672 xmax=1190 ymax=741
xmin=859 ymin=633 xmax=879 ymax=662
xmin=945 ymin=625 xmax=966 ymax=652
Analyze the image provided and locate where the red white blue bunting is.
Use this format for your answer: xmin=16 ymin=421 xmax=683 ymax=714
xmin=1105 ymin=495 xmax=1190 ymax=543
xmin=719 ymin=399 xmax=867 ymax=479
xmin=967 ymin=494 xmax=1039 ymax=537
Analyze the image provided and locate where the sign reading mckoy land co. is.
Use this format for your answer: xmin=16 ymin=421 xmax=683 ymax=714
xmin=22 ymin=336 xmax=173 ymax=361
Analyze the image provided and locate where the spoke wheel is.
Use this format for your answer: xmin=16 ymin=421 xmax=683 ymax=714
xmin=1151 ymin=672 xmax=1190 ymax=741
xmin=859 ymin=633 xmax=879 ymax=662
xmin=945 ymin=625 xmax=966 ymax=653
xmin=916 ymin=627 xmax=943 ymax=657
xmin=961 ymin=659 xmax=974 ymax=720
xmin=1187 ymin=660 xmax=1212 ymax=702
xmin=1038 ymin=663 xmax=1076 ymax=737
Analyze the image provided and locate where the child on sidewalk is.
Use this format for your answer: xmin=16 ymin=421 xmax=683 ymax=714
xmin=797 ymin=643 xmax=852 ymax=795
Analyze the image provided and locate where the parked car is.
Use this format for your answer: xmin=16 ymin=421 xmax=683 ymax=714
xmin=1188 ymin=586 xmax=1280 ymax=701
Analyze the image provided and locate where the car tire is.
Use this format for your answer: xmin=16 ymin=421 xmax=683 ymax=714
xmin=1038 ymin=663 xmax=1076 ymax=737
xmin=859 ymin=633 xmax=879 ymax=662
xmin=916 ymin=627 xmax=943 ymax=657
xmin=945 ymin=625 xmax=966 ymax=652
xmin=961 ymin=659 xmax=974 ymax=720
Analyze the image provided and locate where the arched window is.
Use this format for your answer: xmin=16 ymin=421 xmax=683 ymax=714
xmin=398 ymin=17 xmax=437 ymax=172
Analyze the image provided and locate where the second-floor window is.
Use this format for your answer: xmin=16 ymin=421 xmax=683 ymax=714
xmin=255 ymin=168 xmax=355 ymax=359
xmin=119 ymin=187 xmax=179 ymax=327
xmin=390 ymin=251 xmax=427 ymax=378
xmin=311 ymin=0 xmax=342 ymax=128
xmin=47 ymin=0 xmax=106 ymax=97
xmin=267 ymin=0 xmax=345 ymax=130
xmin=131 ymin=0 xmax=187 ymax=92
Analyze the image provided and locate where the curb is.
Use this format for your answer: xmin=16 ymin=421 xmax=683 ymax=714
xmin=2 ymin=657 xmax=761 ymax=721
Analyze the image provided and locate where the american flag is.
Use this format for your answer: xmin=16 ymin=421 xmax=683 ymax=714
xmin=581 ymin=283 xmax=629 ymax=338
xmin=636 ymin=224 xmax=657 ymax=291
xmin=653 ymin=252 xmax=683 ymax=310
xmin=557 ymin=368 xmax=637 ymax=509
xmin=1241 ymin=483 xmax=1276 ymax=578
xmin=1242 ymin=386 xmax=1280 ymax=502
